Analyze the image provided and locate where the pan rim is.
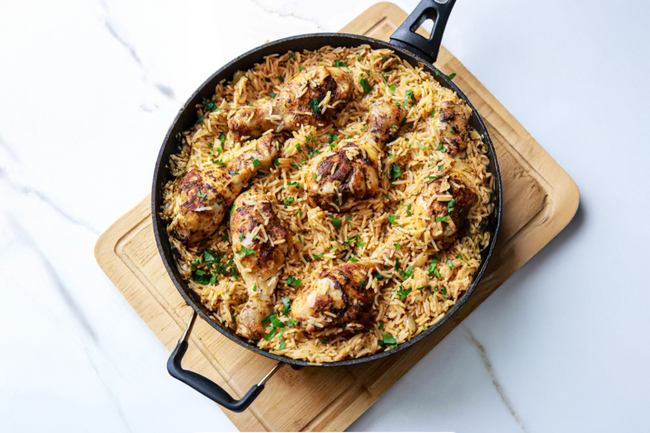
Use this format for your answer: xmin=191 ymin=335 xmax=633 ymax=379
xmin=151 ymin=33 xmax=503 ymax=368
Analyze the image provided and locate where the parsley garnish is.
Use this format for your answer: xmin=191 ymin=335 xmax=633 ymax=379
xmin=219 ymin=132 xmax=226 ymax=146
xmin=195 ymin=115 xmax=205 ymax=124
xmin=270 ymin=92 xmax=277 ymax=98
xmin=298 ymin=66 xmax=306 ymax=71
xmin=272 ymin=157 xmax=279 ymax=166
xmin=281 ymin=297 xmax=292 ymax=315
xmin=396 ymin=286 xmax=412 ymax=300
xmin=447 ymin=72 xmax=456 ymax=80
xmin=251 ymin=157 xmax=261 ymax=167
xmin=309 ymin=98 xmax=321 ymax=114
xmin=287 ymin=276 xmax=302 ymax=287
xmin=447 ymin=257 xmax=453 ymax=270
xmin=379 ymin=333 xmax=397 ymax=347
xmin=388 ymin=214 xmax=398 ymax=225
xmin=334 ymin=60 xmax=348 ymax=67
xmin=284 ymin=197 xmax=295 ymax=205
xmin=390 ymin=163 xmax=402 ymax=180
xmin=389 ymin=84 xmax=396 ymax=94
xmin=330 ymin=215 xmax=342 ymax=228
xmin=435 ymin=216 xmax=448 ymax=222
xmin=394 ymin=243 xmax=400 ymax=249
xmin=360 ymin=76 xmax=372 ymax=94
xmin=428 ymin=257 xmax=442 ymax=278
xmin=277 ymin=75 xmax=284 ymax=82
xmin=404 ymin=89 xmax=416 ymax=106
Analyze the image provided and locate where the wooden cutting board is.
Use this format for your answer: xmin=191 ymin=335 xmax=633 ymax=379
xmin=94 ymin=2 xmax=579 ymax=431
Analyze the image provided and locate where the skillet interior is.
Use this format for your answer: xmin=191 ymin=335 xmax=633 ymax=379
xmin=152 ymin=33 xmax=502 ymax=368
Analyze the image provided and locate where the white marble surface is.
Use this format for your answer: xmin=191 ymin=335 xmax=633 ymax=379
xmin=1 ymin=0 xmax=650 ymax=432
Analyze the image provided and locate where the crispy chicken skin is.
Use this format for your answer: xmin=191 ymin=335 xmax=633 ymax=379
xmin=168 ymin=133 xmax=279 ymax=245
xmin=306 ymin=102 xmax=404 ymax=211
xmin=368 ymin=101 xmax=403 ymax=142
xmin=290 ymin=261 xmax=378 ymax=332
xmin=413 ymin=169 xmax=478 ymax=245
xmin=231 ymin=188 xmax=291 ymax=340
xmin=228 ymin=67 xmax=353 ymax=139
xmin=437 ymin=101 xmax=472 ymax=155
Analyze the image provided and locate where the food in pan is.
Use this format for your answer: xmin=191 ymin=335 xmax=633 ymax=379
xmin=161 ymin=45 xmax=495 ymax=363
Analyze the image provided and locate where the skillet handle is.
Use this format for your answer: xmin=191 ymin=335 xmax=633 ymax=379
xmin=167 ymin=311 xmax=284 ymax=413
xmin=389 ymin=0 xmax=456 ymax=63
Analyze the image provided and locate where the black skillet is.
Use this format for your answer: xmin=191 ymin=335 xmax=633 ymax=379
xmin=152 ymin=0 xmax=502 ymax=412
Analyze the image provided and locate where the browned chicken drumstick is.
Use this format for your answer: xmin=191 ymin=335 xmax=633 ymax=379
xmin=230 ymin=188 xmax=291 ymax=340
xmin=168 ymin=133 xmax=279 ymax=245
xmin=228 ymin=67 xmax=354 ymax=139
xmin=306 ymin=101 xmax=404 ymax=211
xmin=412 ymin=164 xmax=478 ymax=245
xmin=436 ymin=101 xmax=472 ymax=155
xmin=290 ymin=260 xmax=380 ymax=332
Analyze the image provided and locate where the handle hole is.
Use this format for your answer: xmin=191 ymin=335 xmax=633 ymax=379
xmin=409 ymin=8 xmax=437 ymax=40
xmin=414 ymin=18 xmax=434 ymax=37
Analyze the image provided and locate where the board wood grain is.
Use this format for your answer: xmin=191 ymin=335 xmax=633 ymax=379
xmin=94 ymin=3 xmax=579 ymax=431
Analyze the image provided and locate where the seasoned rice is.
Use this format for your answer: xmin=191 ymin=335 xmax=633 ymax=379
xmin=161 ymin=45 xmax=494 ymax=363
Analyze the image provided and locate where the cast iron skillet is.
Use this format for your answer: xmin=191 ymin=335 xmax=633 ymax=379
xmin=152 ymin=0 xmax=502 ymax=412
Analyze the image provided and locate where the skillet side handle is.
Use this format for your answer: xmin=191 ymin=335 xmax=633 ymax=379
xmin=167 ymin=311 xmax=283 ymax=413
xmin=389 ymin=0 xmax=457 ymax=63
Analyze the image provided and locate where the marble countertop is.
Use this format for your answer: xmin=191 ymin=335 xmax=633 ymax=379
xmin=2 ymin=0 xmax=650 ymax=432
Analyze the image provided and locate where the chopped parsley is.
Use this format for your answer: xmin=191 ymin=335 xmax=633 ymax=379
xmin=236 ymin=246 xmax=256 ymax=257
xmin=277 ymin=75 xmax=284 ymax=82
xmin=389 ymin=84 xmax=396 ymax=94
xmin=456 ymin=254 xmax=462 ymax=259
xmin=400 ymin=265 xmax=413 ymax=281
xmin=379 ymin=333 xmax=398 ymax=348
xmin=272 ymin=157 xmax=279 ymax=166
xmin=360 ymin=76 xmax=372 ymax=94
xmin=396 ymin=286 xmax=412 ymax=300
xmin=356 ymin=52 xmax=361 ymax=61
xmin=196 ymin=191 xmax=207 ymax=199
xmin=295 ymin=143 xmax=301 ymax=152
xmin=229 ymin=170 xmax=240 ymax=175
xmin=270 ymin=92 xmax=277 ymax=98
xmin=334 ymin=60 xmax=348 ymax=67
xmin=281 ymin=297 xmax=292 ymax=315
xmin=389 ymin=163 xmax=402 ymax=180
xmin=283 ymin=197 xmax=295 ymax=205
xmin=430 ymin=108 xmax=436 ymax=118
xmin=435 ymin=215 xmax=448 ymax=222
xmin=404 ymin=89 xmax=416 ymax=107
xmin=314 ymin=252 xmax=325 ymax=259
xmin=428 ymin=257 xmax=442 ymax=279
xmin=204 ymin=99 xmax=218 ymax=111
xmin=330 ymin=215 xmax=342 ymax=228
xmin=447 ymin=257 xmax=453 ymax=270
xmin=394 ymin=243 xmax=400 ymax=249
xmin=195 ymin=115 xmax=205 ymax=124
xmin=251 ymin=157 xmax=261 ymax=167
xmin=309 ymin=98 xmax=321 ymax=114
xmin=298 ymin=66 xmax=306 ymax=71
xmin=219 ymin=132 xmax=226 ymax=146
xmin=447 ymin=72 xmax=456 ymax=80
xmin=286 ymin=276 xmax=302 ymax=287
xmin=388 ymin=214 xmax=398 ymax=225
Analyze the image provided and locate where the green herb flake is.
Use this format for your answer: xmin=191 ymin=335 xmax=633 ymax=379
xmin=309 ymin=98 xmax=321 ymax=114
xmin=389 ymin=163 xmax=402 ymax=180
xmin=295 ymin=143 xmax=302 ymax=152
xmin=282 ymin=297 xmax=292 ymax=315
xmin=404 ymin=89 xmax=416 ymax=107
xmin=287 ymin=276 xmax=302 ymax=287
xmin=447 ymin=72 xmax=456 ymax=80
xmin=360 ymin=77 xmax=372 ymax=95
xmin=195 ymin=115 xmax=205 ymax=124
xmin=298 ymin=66 xmax=306 ymax=71
xmin=251 ymin=157 xmax=261 ymax=167
xmin=196 ymin=191 xmax=207 ymax=199
xmin=334 ymin=60 xmax=348 ymax=67
xmin=394 ymin=243 xmax=400 ymax=249
xmin=396 ymin=286 xmax=412 ymax=301
xmin=428 ymin=257 xmax=442 ymax=278
xmin=435 ymin=215 xmax=448 ymax=222
xmin=219 ymin=132 xmax=226 ymax=146
xmin=379 ymin=333 xmax=398 ymax=347
xmin=272 ymin=157 xmax=279 ymax=166
xmin=388 ymin=214 xmax=398 ymax=225
xmin=330 ymin=215 xmax=342 ymax=228
xmin=270 ymin=92 xmax=277 ymax=98
xmin=447 ymin=257 xmax=453 ymax=270
xmin=390 ymin=84 xmax=396 ymax=94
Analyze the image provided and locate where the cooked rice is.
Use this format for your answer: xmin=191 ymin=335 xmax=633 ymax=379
xmin=161 ymin=45 xmax=494 ymax=363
